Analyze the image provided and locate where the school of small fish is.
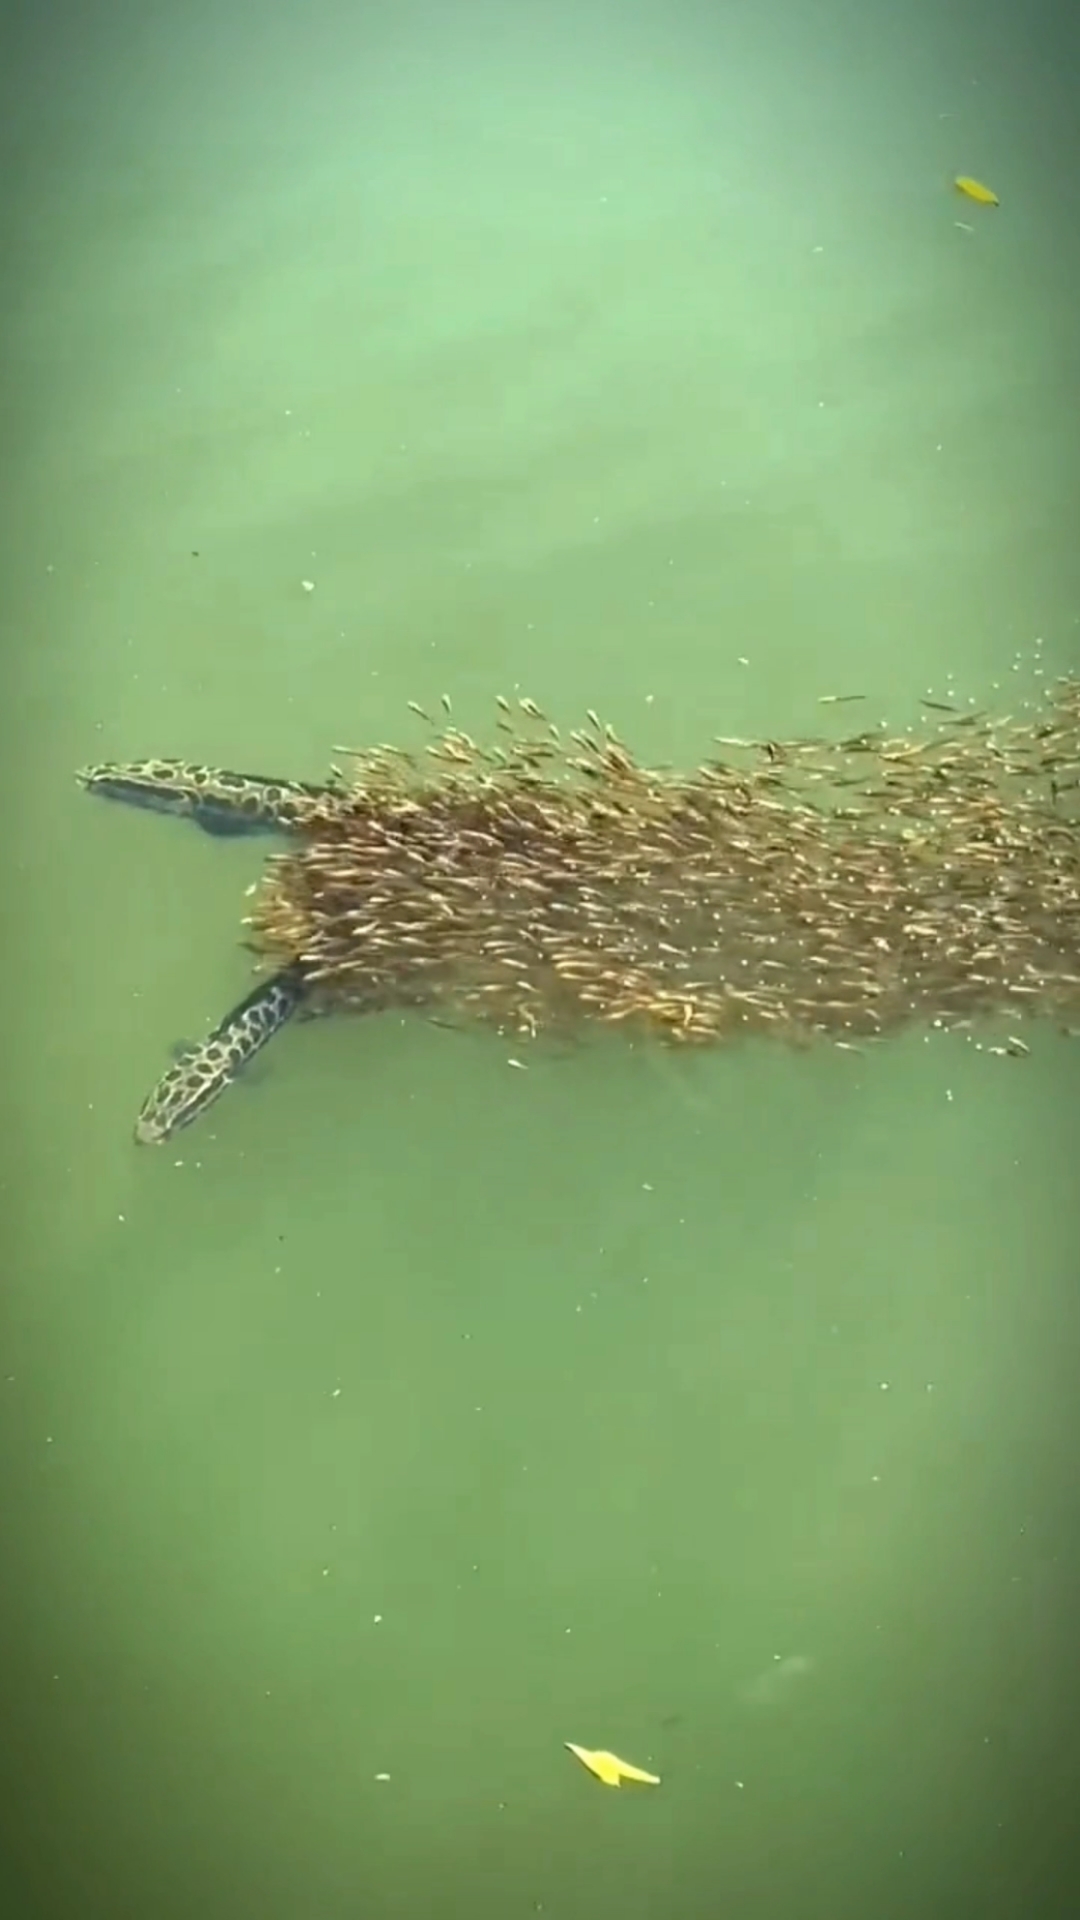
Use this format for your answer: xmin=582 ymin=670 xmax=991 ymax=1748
xmin=246 ymin=677 xmax=1080 ymax=1066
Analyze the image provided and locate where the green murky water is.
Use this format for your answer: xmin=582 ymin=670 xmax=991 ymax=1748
xmin=3 ymin=2 xmax=1080 ymax=1914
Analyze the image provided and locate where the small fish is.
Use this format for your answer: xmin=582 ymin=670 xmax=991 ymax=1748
xmin=954 ymin=174 xmax=999 ymax=207
xmin=565 ymin=1743 xmax=660 ymax=1788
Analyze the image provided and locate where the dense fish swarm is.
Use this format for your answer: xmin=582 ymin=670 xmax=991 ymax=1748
xmin=245 ymin=681 xmax=1080 ymax=1053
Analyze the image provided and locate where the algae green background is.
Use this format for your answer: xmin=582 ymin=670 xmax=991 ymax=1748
xmin=2 ymin=1 xmax=1079 ymax=1914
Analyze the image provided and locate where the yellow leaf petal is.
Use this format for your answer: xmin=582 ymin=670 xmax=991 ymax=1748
xmin=954 ymin=175 xmax=999 ymax=207
xmin=565 ymin=1743 xmax=661 ymax=1787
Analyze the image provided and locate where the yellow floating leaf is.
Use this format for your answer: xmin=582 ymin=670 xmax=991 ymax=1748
xmin=565 ymin=1742 xmax=661 ymax=1788
xmin=954 ymin=174 xmax=999 ymax=207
